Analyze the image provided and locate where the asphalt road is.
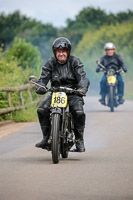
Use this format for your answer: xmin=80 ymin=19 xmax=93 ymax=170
xmin=0 ymin=97 xmax=133 ymax=200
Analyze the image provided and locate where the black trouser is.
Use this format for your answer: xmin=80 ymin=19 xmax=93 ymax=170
xmin=37 ymin=94 xmax=86 ymax=133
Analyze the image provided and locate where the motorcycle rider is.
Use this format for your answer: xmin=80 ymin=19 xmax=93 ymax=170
xmin=35 ymin=37 xmax=90 ymax=152
xmin=96 ymin=42 xmax=127 ymax=105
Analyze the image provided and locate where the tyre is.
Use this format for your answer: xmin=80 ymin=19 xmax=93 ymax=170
xmin=61 ymin=148 xmax=68 ymax=158
xmin=109 ymin=86 xmax=114 ymax=112
xmin=51 ymin=113 xmax=60 ymax=164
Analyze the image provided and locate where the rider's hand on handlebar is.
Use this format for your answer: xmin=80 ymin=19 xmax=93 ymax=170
xmin=36 ymin=85 xmax=47 ymax=95
xmin=77 ymin=87 xmax=87 ymax=96
xmin=123 ymin=69 xmax=127 ymax=73
xmin=96 ymin=68 xmax=100 ymax=73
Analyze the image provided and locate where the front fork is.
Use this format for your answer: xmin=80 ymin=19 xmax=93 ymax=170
xmin=48 ymin=107 xmax=62 ymax=145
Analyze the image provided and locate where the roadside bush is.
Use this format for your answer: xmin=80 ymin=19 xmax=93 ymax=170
xmin=0 ymin=46 xmax=39 ymax=121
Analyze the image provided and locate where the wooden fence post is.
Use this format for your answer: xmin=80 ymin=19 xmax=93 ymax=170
xmin=0 ymin=84 xmax=40 ymax=115
xmin=19 ymin=91 xmax=24 ymax=106
xmin=6 ymin=92 xmax=11 ymax=107
xmin=6 ymin=91 xmax=12 ymax=118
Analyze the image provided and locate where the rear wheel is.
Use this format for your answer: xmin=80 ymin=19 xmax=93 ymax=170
xmin=109 ymin=86 xmax=114 ymax=112
xmin=51 ymin=113 xmax=60 ymax=164
xmin=61 ymin=118 xmax=69 ymax=159
xmin=61 ymin=114 xmax=74 ymax=158
xmin=61 ymin=143 xmax=68 ymax=158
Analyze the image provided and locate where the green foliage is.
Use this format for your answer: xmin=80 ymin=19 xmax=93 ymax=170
xmin=1 ymin=8 xmax=133 ymax=60
xmin=70 ymin=7 xmax=107 ymax=28
xmin=0 ymin=11 xmax=30 ymax=48
xmin=0 ymin=48 xmax=38 ymax=121
xmin=116 ymin=10 xmax=133 ymax=23
xmin=0 ymin=47 xmax=29 ymax=87
xmin=12 ymin=104 xmax=38 ymax=122
xmin=23 ymin=22 xmax=58 ymax=62
xmin=62 ymin=7 xmax=133 ymax=51
xmin=5 ymin=37 xmax=42 ymax=71
xmin=0 ymin=10 xmax=58 ymax=61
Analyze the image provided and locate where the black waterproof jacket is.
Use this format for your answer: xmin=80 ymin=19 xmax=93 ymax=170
xmin=96 ymin=53 xmax=127 ymax=72
xmin=37 ymin=55 xmax=90 ymax=90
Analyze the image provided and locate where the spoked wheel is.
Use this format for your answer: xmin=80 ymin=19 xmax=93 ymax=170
xmin=109 ymin=86 xmax=114 ymax=112
xmin=51 ymin=113 xmax=60 ymax=164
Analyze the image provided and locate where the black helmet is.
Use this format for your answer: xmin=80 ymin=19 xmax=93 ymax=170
xmin=52 ymin=37 xmax=71 ymax=56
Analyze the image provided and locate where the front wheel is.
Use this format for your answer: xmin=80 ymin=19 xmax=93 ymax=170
xmin=51 ymin=113 xmax=60 ymax=164
xmin=109 ymin=86 xmax=114 ymax=112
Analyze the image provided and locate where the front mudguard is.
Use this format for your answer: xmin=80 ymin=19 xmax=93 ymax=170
xmin=51 ymin=108 xmax=62 ymax=115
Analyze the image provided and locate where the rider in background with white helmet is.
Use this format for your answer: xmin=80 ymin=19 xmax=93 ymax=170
xmin=96 ymin=42 xmax=127 ymax=105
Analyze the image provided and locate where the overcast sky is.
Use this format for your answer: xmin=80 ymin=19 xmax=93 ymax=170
xmin=0 ymin=0 xmax=133 ymax=27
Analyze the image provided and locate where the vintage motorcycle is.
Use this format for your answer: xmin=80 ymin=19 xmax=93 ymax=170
xmin=96 ymin=60 xmax=123 ymax=112
xmin=29 ymin=75 xmax=80 ymax=164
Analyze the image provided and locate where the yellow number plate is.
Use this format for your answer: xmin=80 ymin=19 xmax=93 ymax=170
xmin=51 ymin=92 xmax=67 ymax=108
xmin=107 ymin=76 xmax=117 ymax=84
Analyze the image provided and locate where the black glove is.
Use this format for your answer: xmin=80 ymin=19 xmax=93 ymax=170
xmin=96 ymin=67 xmax=100 ymax=73
xmin=124 ymin=69 xmax=127 ymax=73
xmin=77 ymin=87 xmax=87 ymax=96
xmin=36 ymin=85 xmax=47 ymax=95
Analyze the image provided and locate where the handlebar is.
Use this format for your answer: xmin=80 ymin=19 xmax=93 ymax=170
xmin=96 ymin=60 xmax=124 ymax=74
xmin=30 ymin=80 xmax=46 ymax=89
xmin=96 ymin=60 xmax=106 ymax=70
xmin=116 ymin=69 xmax=124 ymax=74
xmin=30 ymin=80 xmax=81 ymax=95
xmin=49 ymin=86 xmax=78 ymax=94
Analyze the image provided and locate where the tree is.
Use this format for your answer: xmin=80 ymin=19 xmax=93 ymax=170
xmin=5 ymin=38 xmax=42 ymax=72
xmin=0 ymin=11 xmax=29 ymax=48
xmin=21 ymin=22 xmax=58 ymax=61
xmin=62 ymin=8 xmax=133 ymax=51
xmin=0 ymin=11 xmax=58 ymax=61
xmin=116 ymin=10 xmax=133 ymax=23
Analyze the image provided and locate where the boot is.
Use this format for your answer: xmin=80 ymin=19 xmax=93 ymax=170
xmin=74 ymin=129 xmax=85 ymax=152
xmin=35 ymin=126 xmax=50 ymax=149
xmin=99 ymin=95 xmax=106 ymax=105
xmin=118 ymin=96 xmax=125 ymax=104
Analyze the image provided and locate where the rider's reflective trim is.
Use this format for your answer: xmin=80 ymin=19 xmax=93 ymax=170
xmin=107 ymin=76 xmax=117 ymax=84
xmin=51 ymin=92 xmax=67 ymax=108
